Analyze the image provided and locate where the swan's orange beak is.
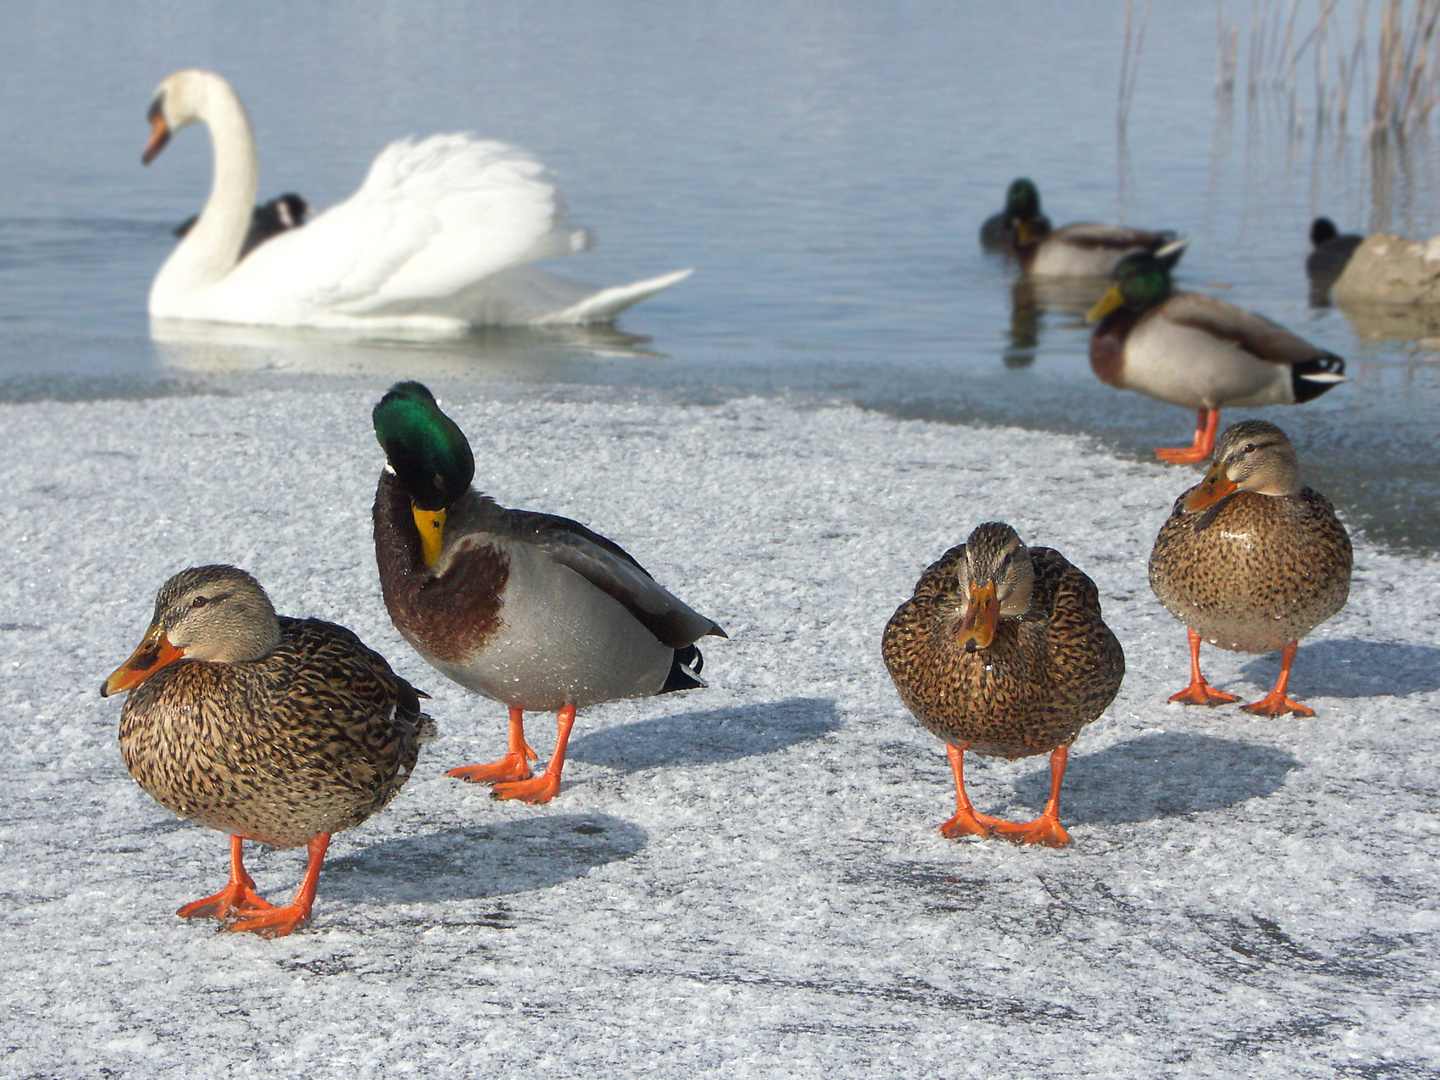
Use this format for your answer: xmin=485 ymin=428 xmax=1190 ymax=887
xmin=1183 ymin=460 xmax=1239 ymax=512
xmin=142 ymin=104 xmax=170 ymax=166
xmin=101 ymin=623 xmax=184 ymax=697
xmin=958 ymin=579 xmax=999 ymax=653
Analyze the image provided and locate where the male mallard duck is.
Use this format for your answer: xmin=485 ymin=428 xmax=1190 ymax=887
xmin=371 ymin=381 xmax=726 ymax=803
xmin=174 ymin=192 xmax=312 ymax=259
xmin=1149 ymin=421 xmax=1352 ymax=716
xmin=882 ymin=522 xmax=1124 ymax=847
xmin=981 ymin=177 xmax=1186 ymax=277
xmin=1089 ymin=251 xmax=1347 ymax=463
xmin=1306 ymin=216 xmax=1363 ymax=286
xmin=100 ymin=565 xmax=431 ymax=937
xmin=980 ymin=178 xmax=1054 ymax=251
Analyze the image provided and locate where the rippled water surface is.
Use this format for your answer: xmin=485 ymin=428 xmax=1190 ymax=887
xmin=0 ymin=2 xmax=1436 ymax=551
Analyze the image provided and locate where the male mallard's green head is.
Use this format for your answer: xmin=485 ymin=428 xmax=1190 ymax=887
xmin=373 ymin=382 xmax=475 ymax=568
xmin=1005 ymin=178 xmax=1042 ymax=221
xmin=1087 ymin=251 xmax=1172 ymax=323
xmin=1005 ymin=178 xmax=1044 ymax=244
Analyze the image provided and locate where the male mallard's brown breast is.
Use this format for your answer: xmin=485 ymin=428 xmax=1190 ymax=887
xmin=118 ymin=618 xmax=428 ymax=849
xmin=374 ymin=470 xmax=508 ymax=666
xmin=1149 ymin=487 xmax=1352 ymax=654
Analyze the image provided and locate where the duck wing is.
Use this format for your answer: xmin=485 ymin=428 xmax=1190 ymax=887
xmin=218 ymin=135 xmax=588 ymax=317
xmin=492 ymin=504 xmax=725 ymax=648
xmin=1160 ymin=293 xmax=1335 ymax=366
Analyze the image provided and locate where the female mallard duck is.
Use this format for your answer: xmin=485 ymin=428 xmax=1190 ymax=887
xmin=100 ymin=565 xmax=432 ymax=937
xmin=1306 ymin=216 xmax=1362 ymax=287
xmin=882 ymin=522 xmax=1124 ymax=847
xmin=372 ymin=381 xmax=726 ymax=804
xmin=1149 ymin=421 xmax=1352 ymax=716
xmin=981 ymin=177 xmax=1186 ymax=277
xmin=1089 ymin=252 xmax=1347 ymax=463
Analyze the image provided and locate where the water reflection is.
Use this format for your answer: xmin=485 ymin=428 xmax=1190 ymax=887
xmin=1004 ymin=276 xmax=1109 ymax=369
xmin=148 ymin=318 xmax=669 ymax=381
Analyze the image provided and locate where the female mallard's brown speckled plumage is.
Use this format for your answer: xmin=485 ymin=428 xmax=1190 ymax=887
xmin=1149 ymin=420 xmax=1352 ymax=717
xmin=101 ymin=565 xmax=432 ymax=937
xmin=882 ymin=522 xmax=1124 ymax=847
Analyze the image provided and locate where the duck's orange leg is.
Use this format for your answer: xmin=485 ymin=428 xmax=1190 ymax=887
xmin=1242 ymin=641 xmax=1316 ymax=717
xmin=938 ymin=743 xmax=1007 ymax=839
xmin=177 ymin=835 xmax=275 ymax=920
xmin=990 ymin=746 xmax=1074 ymax=848
xmin=225 ymin=834 xmax=330 ymax=939
xmin=1168 ymin=628 xmax=1241 ymax=706
xmin=1155 ymin=408 xmax=1220 ymax=464
xmin=447 ymin=706 xmax=539 ymax=784
xmin=493 ymin=704 xmax=576 ymax=804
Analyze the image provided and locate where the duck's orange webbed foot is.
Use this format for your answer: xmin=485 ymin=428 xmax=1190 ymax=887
xmin=177 ymin=880 xmax=274 ymax=921
xmin=1241 ymin=692 xmax=1315 ymax=718
xmin=447 ymin=706 xmax=539 ymax=785
xmin=990 ymin=813 xmax=1072 ymax=848
xmin=1241 ymin=642 xmax=1315 ymax=717
xmin=491 ymin=705 xmax=575 ymax=805
xmin=1154 ymin=408 xmax=1219 ymax=464
xmin=938 ymin=807 xmax=1006 ymax=840
xmin=177 ymin=836 xmax=275 ymax=920
xmin=447 ymin=752 xmax=535 ymax=785
xmin=1169 ymin=628 xmax=1240 ymax=706
xmin=491 ymin=771 xmax=560 ymax=804
xmin=1168 ymin=680 xmax=1242 ymax=706
xmin=225 ymin=901 xmax=314 ymax=939
xmin=223 ymin=834 xmax=329 ymax=939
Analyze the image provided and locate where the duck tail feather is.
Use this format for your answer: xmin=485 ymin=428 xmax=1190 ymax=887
xmin=661 ymin=644 xmax=707 ymax=693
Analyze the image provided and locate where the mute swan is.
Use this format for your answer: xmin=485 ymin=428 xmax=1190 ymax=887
xmin=142 ymin=70 xmax=691 ymax=333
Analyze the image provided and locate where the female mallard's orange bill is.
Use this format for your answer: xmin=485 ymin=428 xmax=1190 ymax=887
xmin=957 ymin=580 xmax=999 ymax=652
xmin=1182 ymin=462 xmax=1240 ymax=512
xmin=101 ymin=625 xmax=185 ymax=697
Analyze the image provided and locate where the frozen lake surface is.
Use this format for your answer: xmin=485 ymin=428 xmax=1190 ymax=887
xmin=1 ymin=388 xmax=1437 ymax=1077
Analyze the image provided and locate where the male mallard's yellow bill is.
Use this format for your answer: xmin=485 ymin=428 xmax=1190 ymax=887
xmin=1183 ymin=462 xmax=1240 ymax=512
xmin=412 ymin=506 xmax=447 ymax=568
xmin=1086 ymin=283 xmax=1125 ymax=323
xmin=1015 ymin=220 xmax=1035 ymax=246
xmin=957 ymin=580 xmax=999 ymax=652
xmin=141 ymin=113 xmax=171 ymax=166
xmin=101 ymin=625 xmax=185 ymax=697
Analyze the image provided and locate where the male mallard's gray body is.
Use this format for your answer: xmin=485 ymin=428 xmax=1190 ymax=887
xmin=374 ymin=469 xmax=719 ymax=712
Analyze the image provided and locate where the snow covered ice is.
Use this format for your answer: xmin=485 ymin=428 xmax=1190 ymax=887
xmin=1 ymin=387 xmax=1436 ymax=1077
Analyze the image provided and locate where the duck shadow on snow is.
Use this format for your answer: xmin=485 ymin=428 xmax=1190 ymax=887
xmin=1239 ymin=638 xmax=1440 ymax=698
xmin=321 ymin=813 xmax=646 ymax=905
xmin=566 ymin=696 xmax=843 ymax=774
xmin=1006 ymin=731 xmax=1301 ymax=825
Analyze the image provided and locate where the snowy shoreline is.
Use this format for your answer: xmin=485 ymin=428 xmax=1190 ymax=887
xmin=2 ymin=387 xmax=1436 ymax=1077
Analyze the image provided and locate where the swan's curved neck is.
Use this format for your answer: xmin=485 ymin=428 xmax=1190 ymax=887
xmin=152 ymin=74 xmax=259 ymax=303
